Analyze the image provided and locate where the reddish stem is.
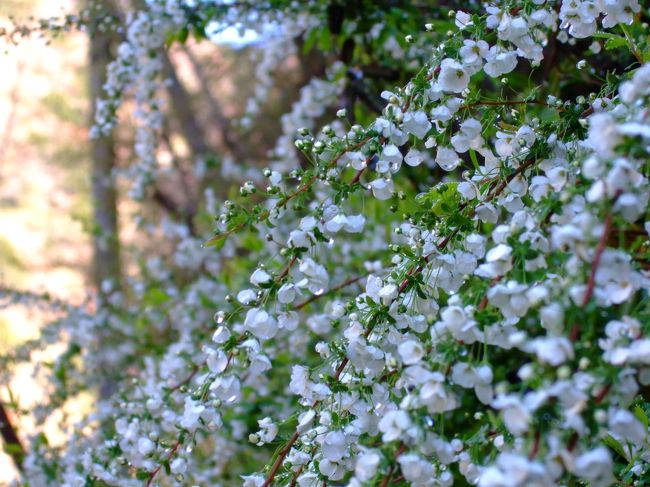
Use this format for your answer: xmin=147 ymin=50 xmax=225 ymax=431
xmin=145 ymin=439 xmax=182 ymax=487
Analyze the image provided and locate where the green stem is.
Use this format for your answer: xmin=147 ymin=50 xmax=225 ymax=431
xmin=620 ymin=24 xmax=643 ymax=64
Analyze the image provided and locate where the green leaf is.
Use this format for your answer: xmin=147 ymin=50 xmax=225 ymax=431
xmin=318 ymin=27 xmax=332 ymax=51
xmin=634 ymin=405 xmax=649 ymax=430
xmin=591 ymin=31 xmax=621 ymax=40
xmin=203 ymin=233 xmax=227 ymax=249
xmin=177 ymin=26 xmax=189 ymax=44
xmin=603 ymin=434 xmax=627 ymax=460
xmin=144 ymin=288 xmax=170 ymax=307
xmin=303 ymin=28 xmax=319 ymax=54
xmin=136 ymin=470 xmax=151 ymax=480
xmin=604 ymin=37 xmax=628 ymax=51
xmin=469 ymin=149 xmax=480 ymax=171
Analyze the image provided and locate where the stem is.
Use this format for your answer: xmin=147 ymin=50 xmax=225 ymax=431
xmin=570 ymin=193 xmax=620 ymax=342
xmin=204 ymin=136 xmax=372 ymax=246
xmin=620 ymin=24 xmax=643 ymax=64
xmin=0 ymin=402 xmax=24 ymax=471
xmin=261 ymin=431 xmax=301 ymax=487
xmin=145 ymin=439 xmax=182 ymax=487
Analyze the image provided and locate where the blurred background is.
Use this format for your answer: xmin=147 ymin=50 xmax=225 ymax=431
xmin=0 ymin=0 xmax=316 ymax=481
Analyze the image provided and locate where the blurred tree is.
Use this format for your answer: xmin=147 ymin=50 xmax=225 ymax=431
xmin=88 ymin=0 xmax=121 ymax=296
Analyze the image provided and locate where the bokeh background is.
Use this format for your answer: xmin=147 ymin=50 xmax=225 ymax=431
xmin=0 ymin=1 xmax=310 ymax=481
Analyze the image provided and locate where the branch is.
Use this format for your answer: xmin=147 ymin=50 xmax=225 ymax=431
xmin=569 ymin=190 xmax=621 ymax=342
xmin=181 ymin=45 xmax=246 ymax=161
xmin=0 ymin=402 xmax=24 ymax=471
xmin=162 ymin=52 xmax=211 ymax=158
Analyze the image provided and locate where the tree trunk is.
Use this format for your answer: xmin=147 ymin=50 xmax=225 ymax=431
xmin=88 ymin=0 xmax=121 ymax=400
xmin=89 ymin=0 xmax=121 ymax=296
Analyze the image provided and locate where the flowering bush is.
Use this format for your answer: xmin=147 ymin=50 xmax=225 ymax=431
xmin=4 ymin=0 xmax=650 ymax=486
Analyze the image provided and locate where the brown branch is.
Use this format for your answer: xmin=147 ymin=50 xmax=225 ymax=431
xmin=0 ymin=402 xmax=24 ymax=471
xmin=261 ymin=430 xmax=301 ymax=487
xmin=162 ymin=52 xmax=211 ymax=158
xmin=570 ymin=191 xmax=621 ymax=342
xmin=528 ymin=430 xmax=541 ymax=460
xmin=181 ymin=45 xmax=245 ymax=160
xmin=379 ymin=443 xmax=407 ymax=487
xmin=581 ymin=212 xmax=615 ymax=308
xmin=145 ymin=439 xmax=182 ymax=487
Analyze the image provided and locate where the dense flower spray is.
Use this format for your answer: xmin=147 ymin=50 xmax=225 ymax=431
xmin=3 ymin=0 xmax=650 ymax=486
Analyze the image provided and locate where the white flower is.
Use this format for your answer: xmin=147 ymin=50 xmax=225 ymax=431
xmin=244 ymin=308 xmax=278 ymax=340
xmin=404 ymin=148 xmax=425 ymax=167
xmin=437 ymin=58 xmax=469 ymax=93
xmin=278 ymin=283 xmax=297 ymax=304
xmin=451 ymin=118 xmax=483 ymax=153
xmin=475 ymin=202 xmax=499 ymax=224
xmin=402 ymin=110 xmax=431 ymax=139
xmin=572 ymin=448 xmax=614 ymax=487
xmin=451 ymin=363 xmax=494 ymax=404
xmin=434 ymin=305 xmax=482 ymax=344
xmin=465 ymin=234 xmax=486 ymax=257
xmin=237 ymin=289 xmax=257 ymax=304
xmin=170 ymin=457 xmax=187 ymax=474
xmin=398 ymin=340 xmax=425 ymax=365
xmin=325 ymin=214 xmax=348 ymax=232
xmin=419 ymin=377 xmax=458 ymax=413
xmin=588 ymin=113 xmax=620 ymax=158
xmin=540 ymin=303 xmax=564 ymax=333
xmin=487 ymin=281 xmax=531 ymax=323
xmin=180 ymin=397 xmax=206 ymax=431
xmin=601 ymin=0 xmax=640 ymax=28
xmin=559 ymin=0 xmax=598 ymax=38
xmin=495 ymin=131 xmax=516 ymax=157
xmin=527 ymin=336 xmax=574 ymax=366
xmin=297 ymin=258 xmax=329 ymax=294
xmin=378 ymin=283 xmax=399 ymax=305
xmin=378 ymin=410 xmax=411 ymax=442
xmin=278 ymin=311 xmax=299 ymax=330
xmin=483 ymin=47 xmax=518 ymax=77
xmin=296 ymin=410 xmax=316 ymax=433
xmin=377 ymin=144 xmax=403 ymax=173
xmin=255 ymin=417 xmax=279 ymax=445
xmin=398 ymin=454 xmax=435 ymax=483
xmin=289 ymin=365 xmax=310 ymax=398
xmin=242 ymin=474 xmax=265 ymax=487
xmin=491 ymin=394 xmax=531 ymax=435
xmin=319 ymin=458 xmax=345 ymax=481
xmin=137 ymin=437 xmax=155 ymax=456
xmin=478 ymin=453 xmax=553 ymax=487
xmin=212 ymin=325 xmax=231 ymax=343
xmin=475 ymin=244 xmax=513 ymax=278
xmin=435 ymin=147 xmax=461 ymax=171
xmin=460 ymin=40 xmax=489 ymax=73
xmin=458 ymin=181 xmax=479 ymax=200
xmin=342 ymin=151 xmax=367 ymax=170
xmin=370 ymin=177 xmax=395 ymax=200
xmin=355 ymin=451 xmax=381 ymax=481
xmin=344 ymin=214 xmax=365 ymax=233
xmin=322 ymin=430 xmax=347 ymax=461
xmin=250 ymin=268 xmax=272 ymax=286
xmin=455 ymin=11 xmax=473 ymax=29
xmin=609 ymin=408 xmax=646 ymax=444
xmin=206 ymin=348 xmax=228 ymax=373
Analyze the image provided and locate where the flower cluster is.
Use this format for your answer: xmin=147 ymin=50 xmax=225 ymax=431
xmin=6 ymin=1 xmax=650 ymax=487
